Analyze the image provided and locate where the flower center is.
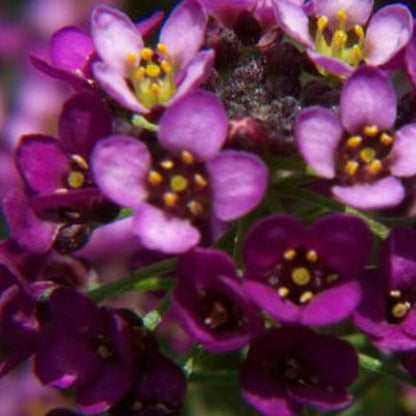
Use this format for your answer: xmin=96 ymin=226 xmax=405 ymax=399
xmin=146 ymin=150 xmax=211 ymax=222
xmin=66 ymin=154 xmax=90 ymax=189
xmin=264 ymin=247 xmax=339 ymax=305
xmin=314 ymin=10 xmax=365 ymax=71
xmin=385 ymin=289 xmax=413 ymax=324
xmin=336 ymin=124 xmax=394 ymax=185
xmin=126 ymin=43 xmax=176 ymax=109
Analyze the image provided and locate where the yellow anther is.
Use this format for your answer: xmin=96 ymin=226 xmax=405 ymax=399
xmin=336 ymin=9 xmax=347 ymax=21
xmin=390 ymin=290 xmax=402 ymax=298
xmin=354 ymin=25 xmax=365 ymax=44
xmin=345 ymin=160 xmax=359 ymax=176
xmin=150 ymin=84 xmax=160 ymax=95
xmin=67 ymin=171 xmax=85 ymax=189
xmin=351 ymin=45 xmax=363 ymax=64
xmin=332 ymin=30 xmax=347 ymax=50
xmin=163 ymin=192 xmax=178 ymax=207
xmin=363 ymin=125 xmax=379 ymax=137
xmin=306 ymin=250 xmax=318 ymax=263
xmin=291 ymin=267 xmax=311 ymax=286
xmin=161 ymin=60 xmax=172 ymax=74
xmin=145 ymin=64 xmax=161 ymax=78
xmin=171 ymin=175 xmax=188 ymax=192
xmin=188 ymin=200 xmax=203 ymax=216
xmin=160 ymin=160 xmax=174 ymax=170
xmin=126 ymin=52 xmax=137 ymax=65
xmin=380 ymin=132 xmax=394 ymax=146
xmin=181 ymin=150 xmax=194 ymax=165
xmin=71 ymin=154 xmax=89 ymax=170
xmin=283 ymin=249 xmax=296 ymax=261
xmin=157 ymin=43 xmax=168 ymax=55
xmin=327 ymin=273 xmax=339 ymax=283
xmin=368 ymin=159 xmax=382 ymax=175
xmin=317 ymin=16 xmax=328 ymax=31
xmin=134 ymin=67 xmax=146 ymax=80
xmin=194 ymin=174 xmax=207 ymax=188
xmin=148 ymin=170 xmax=163 ymax=186
xmin=299 ymin=291 xmax=314 ymax=304
xmin=278 ymin=287 xmax=290 ymax=298
xmin=140 ymin=47 xmax=153 ymax=61
xmin=347 ymin=135 xmax=362 ymax=148
xmin=359 ymin=147 xmax=376 ymax=163
xmin=392 ymin=302 xmax=411 ymax=319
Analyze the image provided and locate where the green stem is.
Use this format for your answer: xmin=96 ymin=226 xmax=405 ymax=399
xmin=188 ymin=370 xmax=238 ymax=384
xmin=131 ymin=114 xmax=159 ymax=132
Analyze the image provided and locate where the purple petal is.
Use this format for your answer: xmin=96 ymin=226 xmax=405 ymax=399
xmin=406 ymin=31 xmax=416 ymax=89
xmin=91 ymin=6 xmax=143 ymax=74
xmin=340 ymin=65 xmax=397 ymax=134
xmin=273 ymin=0 xmax=313 ymax=47
xmin=92 ymin=135 xmax=151 ymax=207
xmin=306 ymin=49 xmax=354 ymax=78
xmin=364 ymin=5 xmax=413 ymax=67
xmin=168 ymin=50 xmax=215 ymax=105
xmin=50 ymin=27 xmax=94 ymax=72
xmin=92 ymin=61 xmax=149 ymax=114
xmin=295 ymin=106 xmax=343 ymax=178
xmin=16 ymin=135 xmax=69 ymax=194
xmin=391 ymin=123 xmax=416 ymax=177
xmin=207 ymin=150 xmax=268 ymax=221
xmin=332 ymin=177 xmax=405 ymax=210
xmin=133 ymin=203 xmax=200 ymax=253
xmin=158 ymin=89 xmax=228 ymax=161
xmin=136 ymin=10 xmax=164 ymax=39
xmin=159 ymin=0 xmax=207 ymax=70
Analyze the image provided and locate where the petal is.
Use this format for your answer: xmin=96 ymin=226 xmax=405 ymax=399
xmin=273 ymin=0 xmax=313 ymax=47
xmin=364 ymin=5 xmax=413 ymax=67
xmin=158 ymin=89 xmax=228 ymax=161
xmin=136 ymin=10 xmax=164 ymax=39
xmin=92 ymin=61 xmax=149 ymax=114
xmin=340 ymin=65 xmax=397 ymax=134
xmin=405 ymin=32 xmax=416 ymax=90
xmin=391 ymin=123 xmax=416 ymax=177
xmin=91 ymin=6 xmax=143 ymax=74
xmin=16 ymin=135 xmax=69 ymax=194
xmin=295 ymin=106 xmax=343 ymax=178
xmin=59 ymin=92 xmax=112 ymax=157
xmin=91 ymin=135 xmax=151 ymax=207
xmin=133 ymin=203 xmax=200 ymax=253
xmin=332 ymin=177 xmax=405 ymax=210
xmin=50 ymin=27 xmax=94 ymax=72
xmin=306 ymin=49 xmax=354 ymax=78
xmin=159 ymin=0 xmax=207 ymax=70
xmin=207 ymin=150 xmax=268 ymax=221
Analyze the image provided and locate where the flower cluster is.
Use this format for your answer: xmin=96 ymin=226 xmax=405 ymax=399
xmin=2 ymin=0 xmax=416 ymax=415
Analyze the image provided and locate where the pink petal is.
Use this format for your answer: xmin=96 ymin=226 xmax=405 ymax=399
xmin=391 ymin=123 xmax=416 ymax=177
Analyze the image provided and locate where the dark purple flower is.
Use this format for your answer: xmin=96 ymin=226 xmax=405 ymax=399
xmin=91 ymin=0 xmax=213 ymax=113
xmin=92 ymin=90 xmax=268 ymax=253
xmin=172 ymin=248 xmax=263 ymax=352
xmin=296 ymin=65 xmax=416 ymax=210
xmin=240 ymin=326 xmax=358 ymax=416
xmin=242 ymin=213 xmax=372 ymax=326
xmin=273 ymin=0 xmax=413 ymax=77
xmin=354 ymin=228 xmax=416 ymax=351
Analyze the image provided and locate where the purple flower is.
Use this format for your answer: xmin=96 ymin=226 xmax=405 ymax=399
xmin=273 ymin=0 xmax=413 ymax=77
xmin=240 ymin=326 xmax=358 ymax=416
xmin=354 ymin=228 xmax=416 ymax=351
xmin=172 ymin=248 xmax=263 ymax=352
xmin=296 ymin=65 xmax=416 ymax=210
xmin=242 ymin=213 xmax=372 ymax=326
xmin=92 ymin=90 xmax=268 ymax=253
xmin=91 ymin=0 xmax=214 ymax=113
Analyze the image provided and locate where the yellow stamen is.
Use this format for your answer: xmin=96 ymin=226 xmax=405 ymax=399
xmin=317 ymin=16 xmax=328 ymax=31
xmin=160 ymin=160 xmax=174 ymax=170
xmin=163 ymin=192 xmax=178 ymax=207
xmin=181 ymin=150 xmax=194 ymax=165
xmin=336 ymin=9 xmax=347 ymax=22
xmin=148 ymin=170 xmax=163 ymax=186
xmin=368 ymin=159 xmax=382 ymax=174
xmin=347 ymin=135 xmax=362 ymax=148
xmin=67 ymin=171 xmax=85 ymax=189
xmin=278 ymin=287 xmax=290 ymax=298
xmin=392 ymin=302 xmax=411 ymax=319
xmin=157 ymin=43 xmax=168 ymax=55
xmin=161 ymin=60 xmax=172 ymax=74
xmin=145 ymin=64 xmax=161 ymax=78
xmin=71 ymin=154 xmax=89 ymax=170
xmin=345 ymin=160 xmax=359 ymax=176
xmin=354 ymin=25 xmax=365 ymax=47
xmin=126 ymin=52 xmax=137 ymax=65
xmin=331 ymin=30 xmax=347 ymax=51
xmin=140 ymin=47 xmax=153 ymax=61
xmin=363 ymin=125 xmax=379 ymax=137
xmin=135 ymin=67 xmax=146 ymax=80
xmin=299 ymin=291 xmax=314 ymax=304
xmin=306 ymin=250 xmax=318 ymax=263
xmin=351 ymin=45 xmax=363 ymax=65
xmin=291 ymin=267 xmax=311 ymax=286
xmin=188 ymin=200 xmax=203 ymax=216
xmin=150 ymin=84 xmax=160 ymax=95
xmin=283 ymin=249 xmax=296 ymax=261
xmin=359 ymin=147 xmax=376 ymax=163
xmin=194 ymin=174 xmax=207 ymax=188
xmin=171 ymin=175 xmax=188 ymax=192
xmin=380 ymin=132 xmax=394 ymax=146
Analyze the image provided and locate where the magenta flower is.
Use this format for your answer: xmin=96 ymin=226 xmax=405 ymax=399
xmin=296 ymin=65 xmax=416 ymax=210
xmin=92 ymin=90 xmax=268 ymax=253
xmin=273 ymin=0 xmax=413 ymax=77
xmin=240 ymin=326 xmax=358 ymax=416
xmin=242 ymin=213 xmax=372 ymax=326
xmin=91 ymin=0 xmax=214 ymax=113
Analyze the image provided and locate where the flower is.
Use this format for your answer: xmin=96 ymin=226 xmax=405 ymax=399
xmin=242 ymin=213 xmax=372 ymax=326
xmin=273 ymin=0 xmax=413 ymax=77
xmin=172 ymin=248 xmax=263 ymax=352
xmin=92 ymin=90 xmax=268 ymax=253
xmin=91 ymin=0 xmax=214 ymax=113
xmin=240 ymin=326 xmax=358 ymax=416
xmin=296 ymin=65 xmax=416 ymax=210
xmin=354 ymin=228 xmax=416 ymax=351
